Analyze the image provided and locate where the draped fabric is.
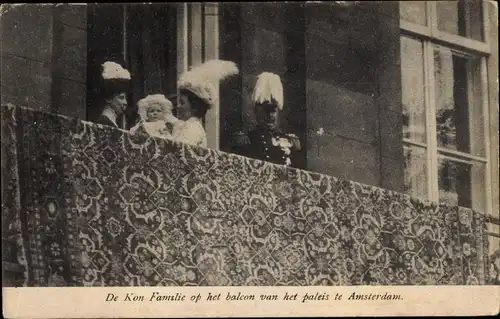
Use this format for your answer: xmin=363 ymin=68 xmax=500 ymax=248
xmin=1 ymin=105 xmax=491 ymax=286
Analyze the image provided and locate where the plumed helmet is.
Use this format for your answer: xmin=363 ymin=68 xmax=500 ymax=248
xmin=252 ymin=72 xmax=284 ymax=110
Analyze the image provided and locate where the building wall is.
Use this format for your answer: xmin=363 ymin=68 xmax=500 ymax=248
xmin=1 ymin=5 xmax=54 ymax=111
xmin=220 ymin=2 xmax=404 ymax=191
xmin=1 ymin=4 xmax=87 ymax=120
xmin=304 ymin=2 xmax=403 ymax=191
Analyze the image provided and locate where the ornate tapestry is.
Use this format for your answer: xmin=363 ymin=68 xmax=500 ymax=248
xmin=1 ymin=104 xmax=492 ymax=286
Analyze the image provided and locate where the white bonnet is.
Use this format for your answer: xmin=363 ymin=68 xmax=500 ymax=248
xmin=137 ymin=94 xmax=173 ymax=121
xmin=102 ymin=61 xmax=131 ymax=80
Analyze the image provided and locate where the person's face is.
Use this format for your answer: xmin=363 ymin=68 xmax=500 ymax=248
xmin=146 ymin=104 xmax=164 ymax=122
xmin=177 ymin=94 xmax=193 ymax=121
xmin=255 ymin=103 xmax=279 ymax=129
xmin=107 ymin=93 xmax=128 ymax=114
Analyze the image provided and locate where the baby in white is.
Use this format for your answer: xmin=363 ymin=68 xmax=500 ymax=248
xmin=130 ymin=94 xmax=182 ymax=139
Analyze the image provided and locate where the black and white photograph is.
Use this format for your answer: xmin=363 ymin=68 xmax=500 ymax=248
xmin=1 ymin=1 xmax=499 ymax=317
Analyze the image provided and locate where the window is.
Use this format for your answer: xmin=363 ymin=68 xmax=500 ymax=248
xmin=400 ymin=1 xmax=493 ymax=214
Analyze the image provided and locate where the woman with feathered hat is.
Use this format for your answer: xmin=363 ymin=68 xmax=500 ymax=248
xmin=171 ymin=59 xmax=239 ymax=148
xmin=237 ymin=72 xmax=301 ymax=167
xmin=95 ymin=61 xmax=131 ymax=128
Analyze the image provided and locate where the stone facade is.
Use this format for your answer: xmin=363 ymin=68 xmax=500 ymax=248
xmin=1 ymin=4 xmax=87 ymax=120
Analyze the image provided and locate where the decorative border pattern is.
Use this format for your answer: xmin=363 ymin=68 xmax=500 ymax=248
xmin=1 ymin=105 xmax=490 ymax=286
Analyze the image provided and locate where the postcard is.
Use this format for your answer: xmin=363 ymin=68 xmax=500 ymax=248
xmin=2 ymin=1 xmax=499 ymax=318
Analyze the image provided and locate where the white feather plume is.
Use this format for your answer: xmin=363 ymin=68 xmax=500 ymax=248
xmin=179 ymin=60 xmax=239 ymax=84
xmin=252 ymin=72 xmax=284 ymax=110
xmin=178 ymin=59 xmax=239 ymax=107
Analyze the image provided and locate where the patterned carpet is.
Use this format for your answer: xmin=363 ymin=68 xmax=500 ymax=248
xmin=1 ymin=104 xmax=491 ymax=286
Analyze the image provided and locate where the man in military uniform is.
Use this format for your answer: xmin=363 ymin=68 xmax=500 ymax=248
xmin=234 ymin=72 xmax=300 ymax=167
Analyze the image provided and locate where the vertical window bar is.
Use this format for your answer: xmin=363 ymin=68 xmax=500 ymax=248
xmin=177 ymin=3 xmax=189 ymax=110
xmin=201 ymin=3 xmax=206 ymax=62
xmin=190 ymin=3 xmax=203 ymax=67
xmin=425 ymin=1 xmax=440 ymax=203
xmin=179 ymin=3 xmax=188 ymax=73
xmin=478 ymin=57 xmax=489 ymax=276
xmin=481 ymin=57 xmax=492 ymax=215
xmin=424 ymin=40 xmax=440 ymax=203
xmin=203 ymin=3 xmax=220 ymax=150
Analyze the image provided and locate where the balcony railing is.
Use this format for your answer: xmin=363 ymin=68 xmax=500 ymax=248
xmin=1 ymin=104 xmax=496 ymax=286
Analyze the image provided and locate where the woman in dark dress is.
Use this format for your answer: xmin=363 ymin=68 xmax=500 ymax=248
xmin=95 ymin=61 xmax=131 ymax=128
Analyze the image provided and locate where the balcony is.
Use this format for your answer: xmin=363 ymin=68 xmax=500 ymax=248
xmin=1 ymin=104 xmax=497 ymax=286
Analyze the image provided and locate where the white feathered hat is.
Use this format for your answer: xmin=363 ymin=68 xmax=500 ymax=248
xmin=177 ymin=59 xmax=239 ymax=108
xmin=102 ymin=61 xmax=131 ymax=80
xmin=252 ymin=72 xmax=284 ymax=110
xmin=100 ymin=61 xmax=131 ymax=98
xmin=137 ymin=94 xmax=173 ymax=121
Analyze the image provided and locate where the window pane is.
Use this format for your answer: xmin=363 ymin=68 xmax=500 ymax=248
xmin=400 ymin=1 xmax=427 ymax=25
xmin=404 ymin=145 xmax=428 ymax=200
xmin=436 ymin=0 xmax=484 ymax=41
xmin=438 ymin=156 xmax=486 ymax=212
xmin=433 ymin=47 xmax=485 ymax=157
xmin=401 ymin=36 xmax=426 ymax=143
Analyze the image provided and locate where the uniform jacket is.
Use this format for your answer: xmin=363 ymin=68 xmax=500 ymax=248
xmin=243 ymin=125 xmax=298 ymax=167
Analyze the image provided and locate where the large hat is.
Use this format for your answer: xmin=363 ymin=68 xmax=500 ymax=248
xmin=177 ymin=59 xmax=239 ymax=108
xmin=137 ymin=94 xmax=173 ymax=121
xmin=100 ymin=61 xmax=131 ymax=97
xmin=252 ymin=72 xmax=284 ymax=110
xmin=102 ymin=61 xmax=131 ymax=81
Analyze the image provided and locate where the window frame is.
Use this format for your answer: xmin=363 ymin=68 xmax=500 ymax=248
xmin=400 ymin=1 xmax=491 ymax=54
xmin=400 ymin=0 xmax=493 ymax=215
